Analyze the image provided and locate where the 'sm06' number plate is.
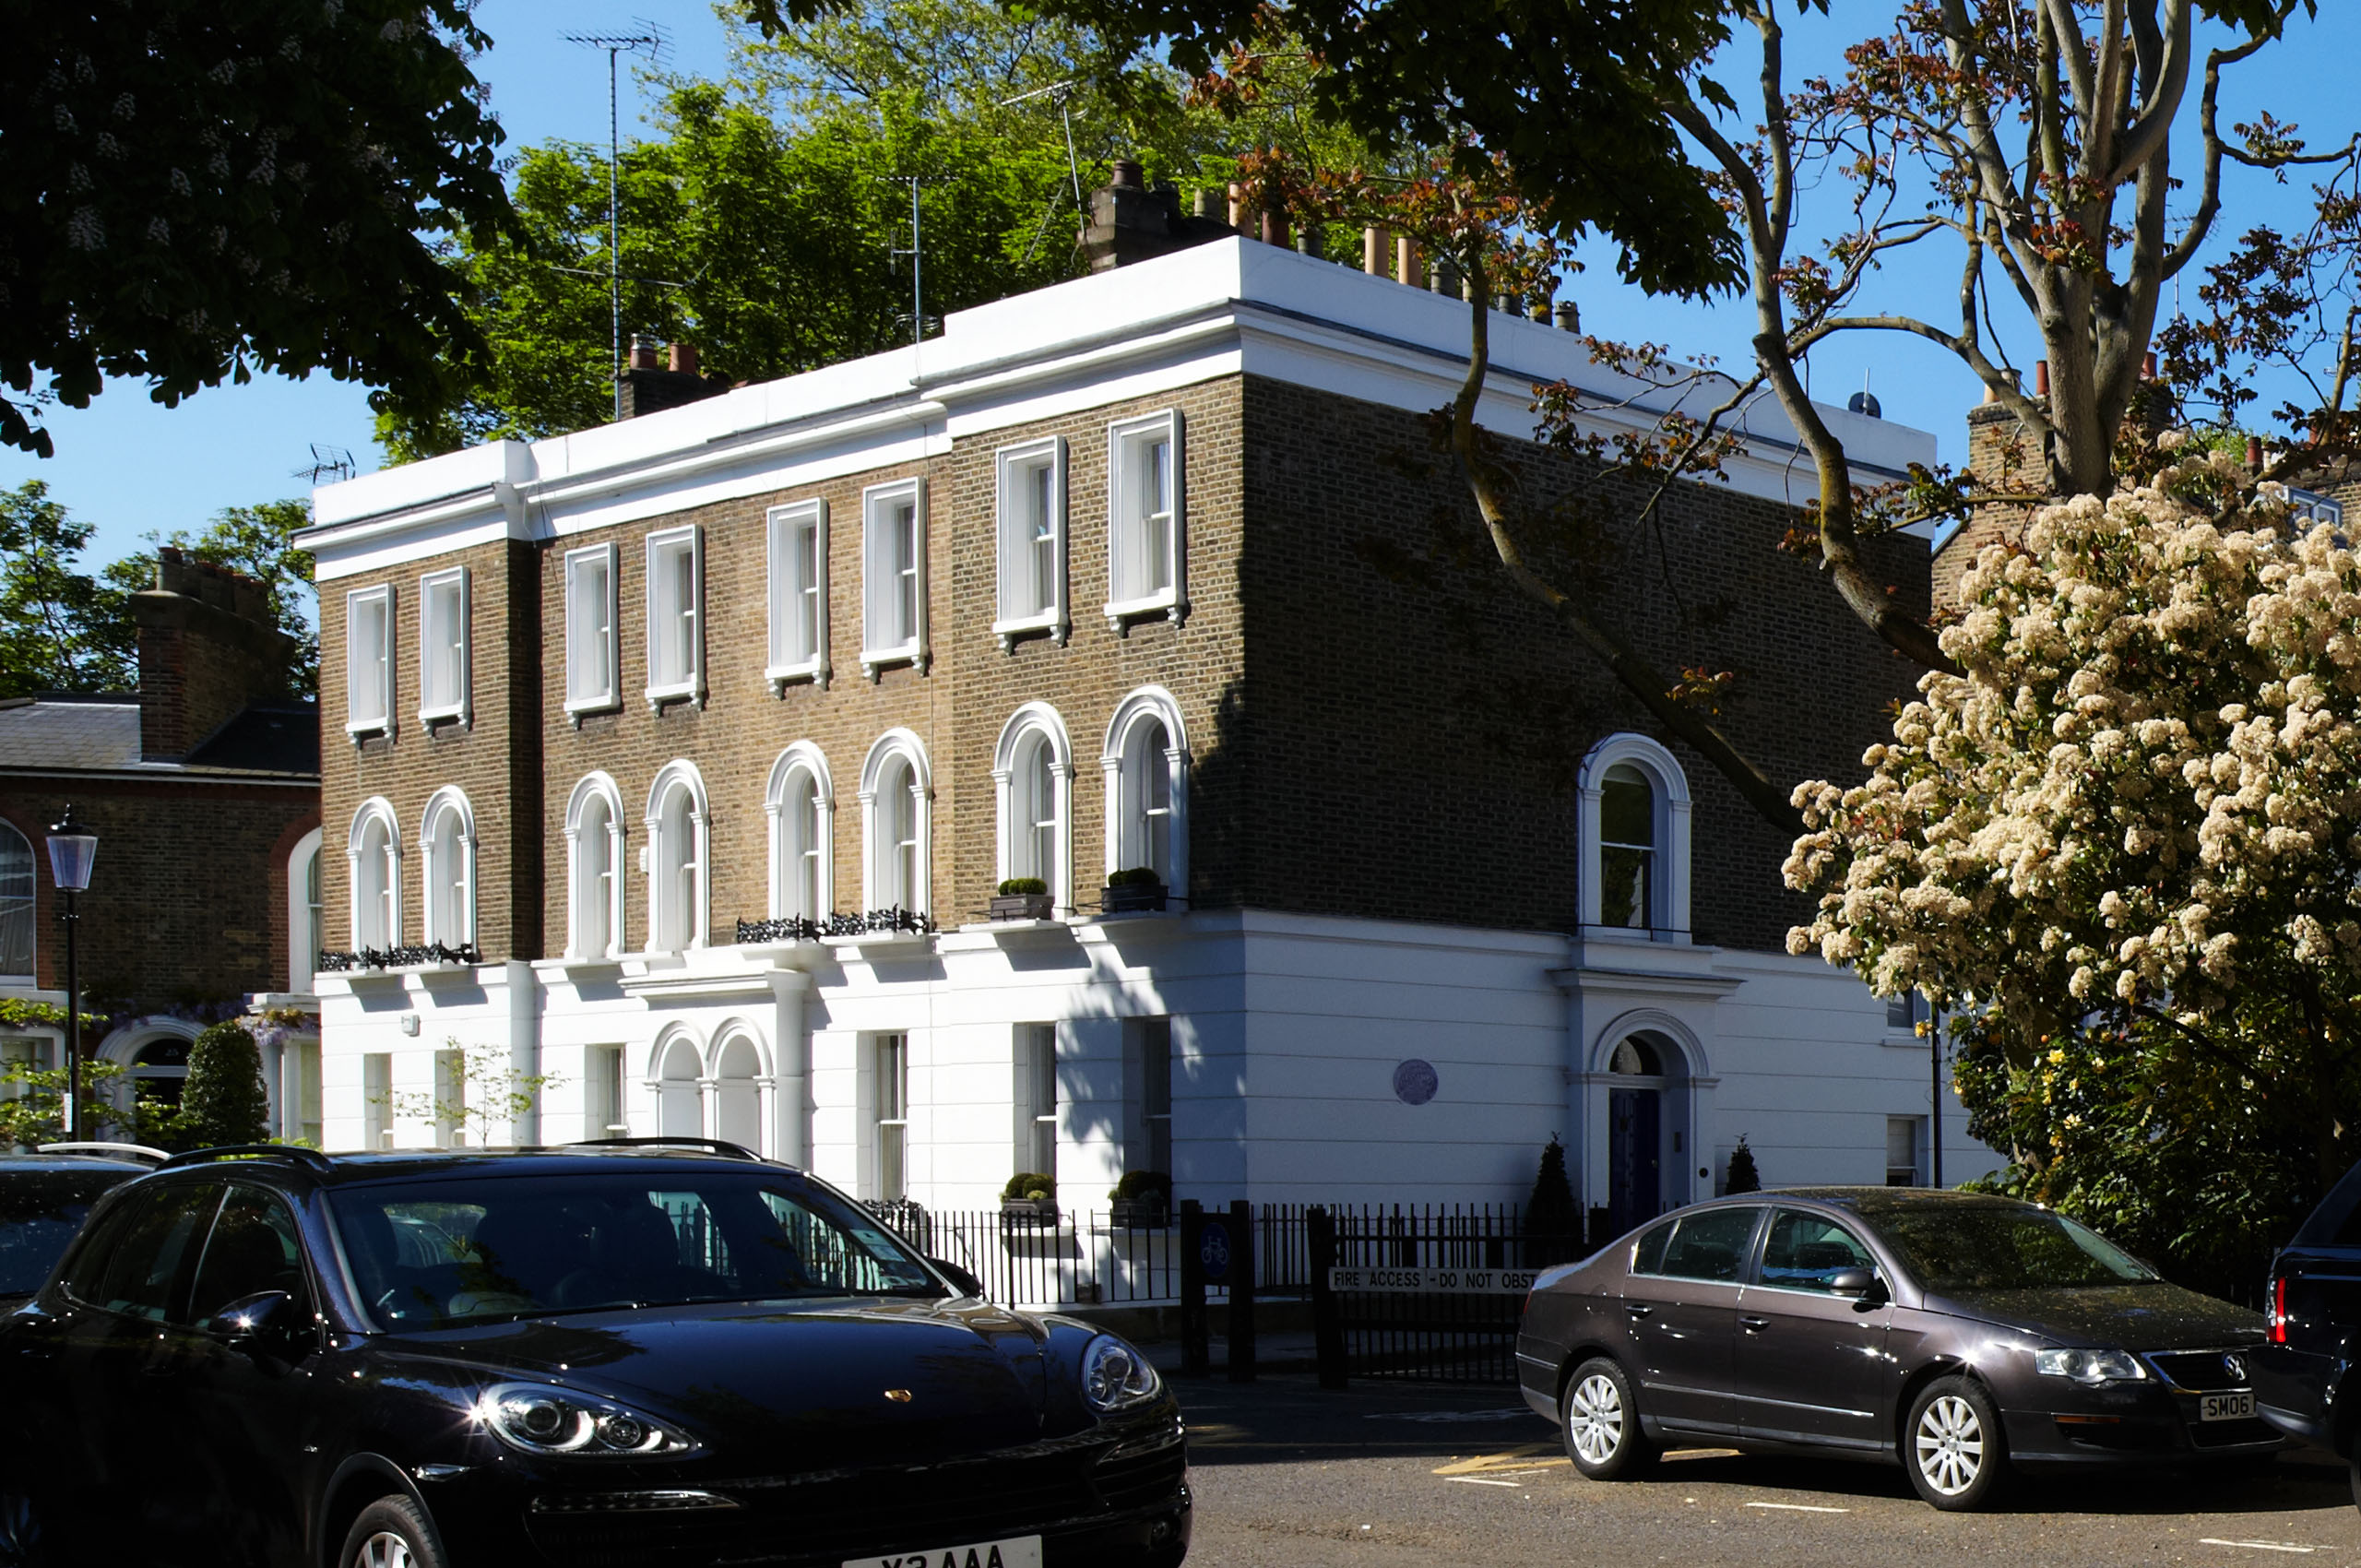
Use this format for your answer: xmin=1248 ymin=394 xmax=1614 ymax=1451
xmin=2201 ymin=1392 xmax=2256 ymax=1422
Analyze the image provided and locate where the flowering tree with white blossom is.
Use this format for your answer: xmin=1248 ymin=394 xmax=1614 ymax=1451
xmin=1787 ymin=455 xmax=2361 ymax=1285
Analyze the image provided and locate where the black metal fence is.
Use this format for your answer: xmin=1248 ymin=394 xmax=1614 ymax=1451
xmin=1310 ymin=1203 xmax=1580 ymax=1384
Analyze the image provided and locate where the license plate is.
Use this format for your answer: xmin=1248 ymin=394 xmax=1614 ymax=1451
xmin=848 ymin=1536 xmax=1044 ymax=1568
xmin=2201 ymin=1392 xmax=2256 ymax=1422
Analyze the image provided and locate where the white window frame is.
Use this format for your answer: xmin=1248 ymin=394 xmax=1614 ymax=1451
xmin=764 ymin=742 xmax=836 ymax=923
xmin=344 ymin=584 xmax=396 ymax=742
xmin=418 ymin=787 xmax=478 ymax=952
xmin=285 ymin=826 xmax=324 ymax=992
xmin=992 ymin=703 xmax=1074 ymax=915
xmin=870 ymin=1031 xmax=911 ymax=1201
xmin=0 ymin=820 xmax=35 ymax=984
xmin=416 ymin=565 xmax=471 ymax=729
xmin=1104 ymin=410 xmax=1186 ymax=632
xmin=644 ymin=525 xmax=706 ymax=710
xmin=347 ymin=797 xmax=403 ymax=952
xmin=564 ymin=543 xmax=621 ymax=721
xmin=992 ymin=437 xmax=1068 ymax=650
xmin=1013 ymin=1023 xmax=1059 ymax=1179
xmin=1576 ymin=732 xmax=1692 ymax=941
xmin=860 ymin=479 xmax=929 ymax=680
xmin=858 ymin=729 xmax=932 ymax=916
xmin=643 ymin=759 xmax=710 ymax=953
xmin=767 ymin=500 xmax=832 ymax=693
xmin=1100 ymin=686 xmax=1190 ymax=893
xmin=564 ymin=772 xmax=628 ymax=961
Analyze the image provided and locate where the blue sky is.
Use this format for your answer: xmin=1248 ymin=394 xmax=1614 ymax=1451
xmin=8 ymin=3 xmax=2359 ymax=570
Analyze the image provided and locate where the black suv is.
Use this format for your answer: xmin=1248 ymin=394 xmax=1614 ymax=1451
xmin=2258 ymin=1158 xmax=2361 ymax=1500
xmin=0 ymin=1145 xmax=160 ymax=1310
xmin=0 ymin=1143 xmax=1190 ymax=1568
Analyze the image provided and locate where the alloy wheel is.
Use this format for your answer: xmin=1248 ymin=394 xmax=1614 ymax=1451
xmin=1914 ymin=1393 xmax=1985 ymax=1496
xmin=354 ymin=1531 xmax=416 ymax=1568
xmin=1566 ymin=1372 xmax=1626 ymax=1466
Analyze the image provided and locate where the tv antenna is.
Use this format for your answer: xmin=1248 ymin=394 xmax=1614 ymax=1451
xmin=997 ymin=80 xmax=1086 ymax=211
xmin=294 ymin=444 xmax=355 ymax=485
xmin=566 ymin=23 xmax=669 ymax=421
xmin=881 ymin=175 xmax=950 ymax=350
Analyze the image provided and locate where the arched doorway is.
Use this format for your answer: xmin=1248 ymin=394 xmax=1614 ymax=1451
xmin=713 ymin=1035 xmax=763 ymax=1154
xmin=1606 ymin=1033 xmax=1674 ymax=1236
xmin=658 ymin=1038 xmax=703 ymax=1137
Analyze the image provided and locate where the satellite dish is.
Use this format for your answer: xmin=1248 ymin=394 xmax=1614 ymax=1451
xmin=1847 ymin=389 xmax=1882 ymax=419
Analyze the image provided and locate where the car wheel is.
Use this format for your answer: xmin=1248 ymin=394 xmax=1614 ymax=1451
xmin=1905 ymin=1376 xmax=2011 ymax=1511
xmin=1561 ymin=1357 xmax=1657 ymax=1479
xmin=339 ymin=1497 xmax=446 ymax=1568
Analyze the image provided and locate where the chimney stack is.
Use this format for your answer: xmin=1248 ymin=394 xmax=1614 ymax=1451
xmin=617 ymin=338 xmax=725 ymax=419
xmin=134 ymin=549 xmax=297 ymax=760
xmin=1080 ymin=157 xmax=1233 ymax=271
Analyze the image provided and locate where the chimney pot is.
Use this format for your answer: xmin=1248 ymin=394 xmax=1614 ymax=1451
xmin=1394 ymin=235 xmax=1420 ymax=289
xmin=1555 ymin=300 xmax=1580 ymax=333
xmin=1260 ymin=208 xmax=1289 ymax=249
xmin=629 ymin=334 xmax=660 ymax=372
xmin=2248 ymin=434 xmax=2264 ymax=469
xmin=2142 ymin=350 xmax=2158 ymax=380
xmin=1363 ymin=226 xmax=1385 ymax=276
xmin=1110 ymin=159 xmax=1144 ymax=190
xmin=1530 ymin=295 xmax=1551 ymax=325
xmin=1193 ymin=188 xmax=1216 ymax=220
xmin=668 ymin=340 xmax=699 ymax=377
xmin=2035 ymin=359 xmax=2050 ymax=397
xmin=1228 ymin=183 xmax=1244 ymax=232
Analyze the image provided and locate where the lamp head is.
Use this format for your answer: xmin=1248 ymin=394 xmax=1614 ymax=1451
xmin=46 ymin=806 xmax=97 ymax=894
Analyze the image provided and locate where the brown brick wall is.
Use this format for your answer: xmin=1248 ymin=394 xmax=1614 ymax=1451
xmin=1936 ymin=401 xmax=2047 ymax=610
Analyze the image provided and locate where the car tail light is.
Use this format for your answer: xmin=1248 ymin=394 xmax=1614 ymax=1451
xmin=2270 ymin=1273 xmax=2289 ymax=1345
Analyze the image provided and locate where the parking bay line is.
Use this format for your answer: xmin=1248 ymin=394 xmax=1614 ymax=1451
xmin=1744 ymin=1503 xmax=1850 ymax=1515
xmin=2199 ymin=1542 xmax=2318 ymax=1555
xmin=1445 ymin=1476 xmax=1533 ymax=1488
xmin=1432 ymin=1445 xmax=1571 ymax=1477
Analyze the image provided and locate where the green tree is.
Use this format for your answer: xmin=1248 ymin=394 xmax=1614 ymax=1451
xmin=1724 ymin=1136 xmax=1761 ymax=1195
xmin=4 ymin=0 xmax=513 ymax=457
xmin=0 ymin=481 xmax=136 ymax=697
xmin=178 ymin=1021 xmax=272 ymax=1149
xmin=1525 ymin=1134 xmax=1581 ymax=1263
xmin=0 ymin=1059 xmax=171 ymax=1151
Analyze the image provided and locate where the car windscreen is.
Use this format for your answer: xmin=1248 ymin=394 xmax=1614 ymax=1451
xmin=1869 ymin=1205 xmax=2157 ymax=1292
xmin=0 ymin=1171 xmax=132 ymax=1295
xmin=328 ymin=1170 xmax=945 ymax=1329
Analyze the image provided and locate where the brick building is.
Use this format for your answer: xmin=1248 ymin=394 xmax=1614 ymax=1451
xmin=0 ymin=551 xmax=324 ymax=1139
xmin=302 ymin=232 xmax=1999 ymax=1220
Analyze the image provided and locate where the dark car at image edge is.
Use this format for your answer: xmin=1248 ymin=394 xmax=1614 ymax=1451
xmin=1516 ymin=1187 xmax=2279 ymax=1510
xmin=2255 ymin=1156 xmax=2361 ymax=1506
xmin=0 ymin=1141 xmax=1191 ymax=1568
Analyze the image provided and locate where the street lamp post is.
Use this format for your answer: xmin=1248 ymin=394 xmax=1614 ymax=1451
xmin=45 ymin=808 xmax=97 ymax=1143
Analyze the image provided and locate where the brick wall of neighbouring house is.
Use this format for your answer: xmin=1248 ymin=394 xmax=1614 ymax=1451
xmin=1934 ymin=400 xmax=2047 ymax=610
xmin=317 ymin=539 xmax=542 ymax=961
xmin=1237 ymin=374 xmax=1927 ymax=953
xmin=0 ymin=784 xmax=318 ymax=1006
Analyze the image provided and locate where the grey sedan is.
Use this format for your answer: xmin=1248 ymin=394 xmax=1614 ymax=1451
xmin=1515 ymin=1188 xmax=2280 ymax=1509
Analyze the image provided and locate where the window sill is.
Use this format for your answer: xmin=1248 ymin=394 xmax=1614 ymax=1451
xmin=991 ymin=614 xmax=1069 ymax=653
xmin=858 ymin=645 xmax=928 ymax=681
xmin=766 ymin=661 xmax=830 ymax=695
xmin=1581 ymin=925 xmax=1689 ymax=945
xmin=344 ymin=719 xmax=395 ymax=744
xmin=1103 ymin=594 xmax=1184 ymax=635
xmin=643 ymin=682 xmax=706 ymax=712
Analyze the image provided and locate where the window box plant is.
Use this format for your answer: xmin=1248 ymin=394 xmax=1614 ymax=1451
xmin=1100 ymin=866 xmax=1168 ymax=915
xmin=990 ymin=877 xmax=1055 ymax=921
xmin=1107 ymin=1170 xmax=1171 ymax=1229
xmin=999 ymin=1172 xmax=1059 ymax=1227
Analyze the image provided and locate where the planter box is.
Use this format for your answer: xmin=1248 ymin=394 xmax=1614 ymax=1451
xmin=990 ymin=892 xmax=1056 ymax=921
xmin=1100 ymin=882 xmax=1169 ymax=915
xmin=1108 ymin=1196 xmax=1169 ymax=1229
xmin=1000 ymin=1198 xmax=1060 ymax=1229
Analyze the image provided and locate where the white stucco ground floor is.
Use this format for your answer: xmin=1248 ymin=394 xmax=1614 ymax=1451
xmin=309 ymin=908 xmax=2001 ymax=1221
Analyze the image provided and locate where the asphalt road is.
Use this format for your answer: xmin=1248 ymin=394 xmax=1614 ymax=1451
xmin=1176 ymin=1374 xmax=2361 ymax=1568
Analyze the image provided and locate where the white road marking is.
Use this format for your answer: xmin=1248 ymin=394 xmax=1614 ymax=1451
xmin=2198 ymin=1542 xmax=2317 ymax=1555
xmin=1446 ymin=1477 xmax=1527 ymax=1488
xmin=1369 ymin=1409 xmax=1535 ymax=1422
xmin=1744 ymin=1502 xmax=1851 ymax=1515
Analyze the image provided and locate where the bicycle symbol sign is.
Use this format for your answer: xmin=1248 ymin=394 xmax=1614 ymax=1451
xmin=1199 ymin=1220 xmax=1231 ymax=1282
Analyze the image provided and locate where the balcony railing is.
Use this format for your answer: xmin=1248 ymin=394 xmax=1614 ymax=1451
xmin=736 ymin=908 xmax=938 ymax=945
xmin=317 ymin=942 xmax=483 ymax=973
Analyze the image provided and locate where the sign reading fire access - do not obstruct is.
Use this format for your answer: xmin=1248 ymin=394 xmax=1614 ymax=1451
xmin=1325 ymin=1266 xmax=1540 ymax=1295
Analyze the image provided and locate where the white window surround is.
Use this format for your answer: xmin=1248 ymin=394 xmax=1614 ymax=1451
xmin=857 ymin=729 xmax=932 ymax=915
xmin=564 ymin=543 xmax=621 ymax=721
xmin=1099 ymin=687 xmax=1189 ymax=892
xmin=644 ymin=525 xmax=706 ymax=710
xmin=416 ymin=565 xmax=471 ymax=729
xmin=992 ymin=437 xmax=1069 ymax=651
xmin=764 ymin=742 xmax=836 ymax=923
xmin=285 ymin=826 xmax=324 ymax=992
xmin=766 ymin=500 xmax=832 ymax=693
xmin=418 ymin=787 xmax=478 ymax=950
xmin=564 ymin=771 xmax=629 ymax=961
xmin=860 ymin=479 xmax=929 ymax=680
xmin=1104 ymin=410 xmax=1186 ymax=633
xmin=1576 ymin=732 xmax=1691 ymax=940
xmin=347 ymin=797 xmax=403 ymax=951
xmin=0 ymin=819 xmax=34 ymax=983
xmin=992 ymin=703 xmax=1074 ymax=914
xmin=344 ymin=585 xmax=397 ymax=742
xmin=644 ymin=759 xmax=711 ymax=953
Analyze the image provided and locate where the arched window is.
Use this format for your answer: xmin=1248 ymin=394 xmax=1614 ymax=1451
xmin=764 ymin=744 xmax=835 ymax=924
xmin=1102 ymin=688 xmax=1188 ymax=892
xmin=286 ymin=827 xmax=324 ymax=989
xmin=565 ymin=773 xmax=627 ymax=959
xmin=656 ymin=1033 xmax=703 ymax=1137
xmin=1578 ymin=735 xmax=1691 ymax=937
xmin=993 ymin=704 xmax=1073 ymax=911
xmin=419 ymin=788 xmax=476 ymax=950
xmin=0 ymin=822 xmax=33 ymax=980
xmin=645 ymin=762 xmax=709 ymax=954
xmin=859 ymin=731 xmax=931 ymax=916
xmin=348 ymin=799 xmax=402 ymax=951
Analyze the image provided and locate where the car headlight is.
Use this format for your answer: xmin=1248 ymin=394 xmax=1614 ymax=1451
xmin=1080 ymin=1335 xmax=1161 ymax=1412
xmin=2033 ymin=1348 xmax=2148 ymax=1385
xmin=474 ymin=1382 xmax=704 ymax=1458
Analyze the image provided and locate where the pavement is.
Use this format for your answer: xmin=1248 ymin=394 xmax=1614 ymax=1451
xmin=1169 ymin=1371 xmax=2361 ymax=1568
xmin=1145 ymin=1328 xmax=1320 ymax=1375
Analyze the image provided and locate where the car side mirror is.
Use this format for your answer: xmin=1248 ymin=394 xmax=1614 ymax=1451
xmin=1828 ymin=1269 xmax=1888 ymax=1306
xmin=202 ymin=1289 xmax=299 ymax=1349
xmin=930 ymin=1258 xmax=985 ymax=1299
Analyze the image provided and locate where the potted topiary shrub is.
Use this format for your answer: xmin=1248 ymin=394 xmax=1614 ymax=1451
xmin=1100 ymin=866 xmax=1168 ymax=915
xmin=1107 ymin=1170 xmax=1171 ymax=1229
xmin=1000 ymin=1172 xmax=1058 ymax=1227
xmin=991 ymin=877 xmax=1055 ymax=921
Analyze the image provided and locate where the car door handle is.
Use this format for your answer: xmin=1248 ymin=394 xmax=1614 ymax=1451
xmin=1738 ymin=1315 xmax=1771 ymax=1332
xmin=1625 ymin=1303 xmax=1653 ymax=1319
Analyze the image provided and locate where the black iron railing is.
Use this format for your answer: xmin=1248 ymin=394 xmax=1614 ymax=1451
xmin=317 ymin=943 xmax=482 ymax=972
xmin=736 ymin=909 xmax=938 ymax=945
